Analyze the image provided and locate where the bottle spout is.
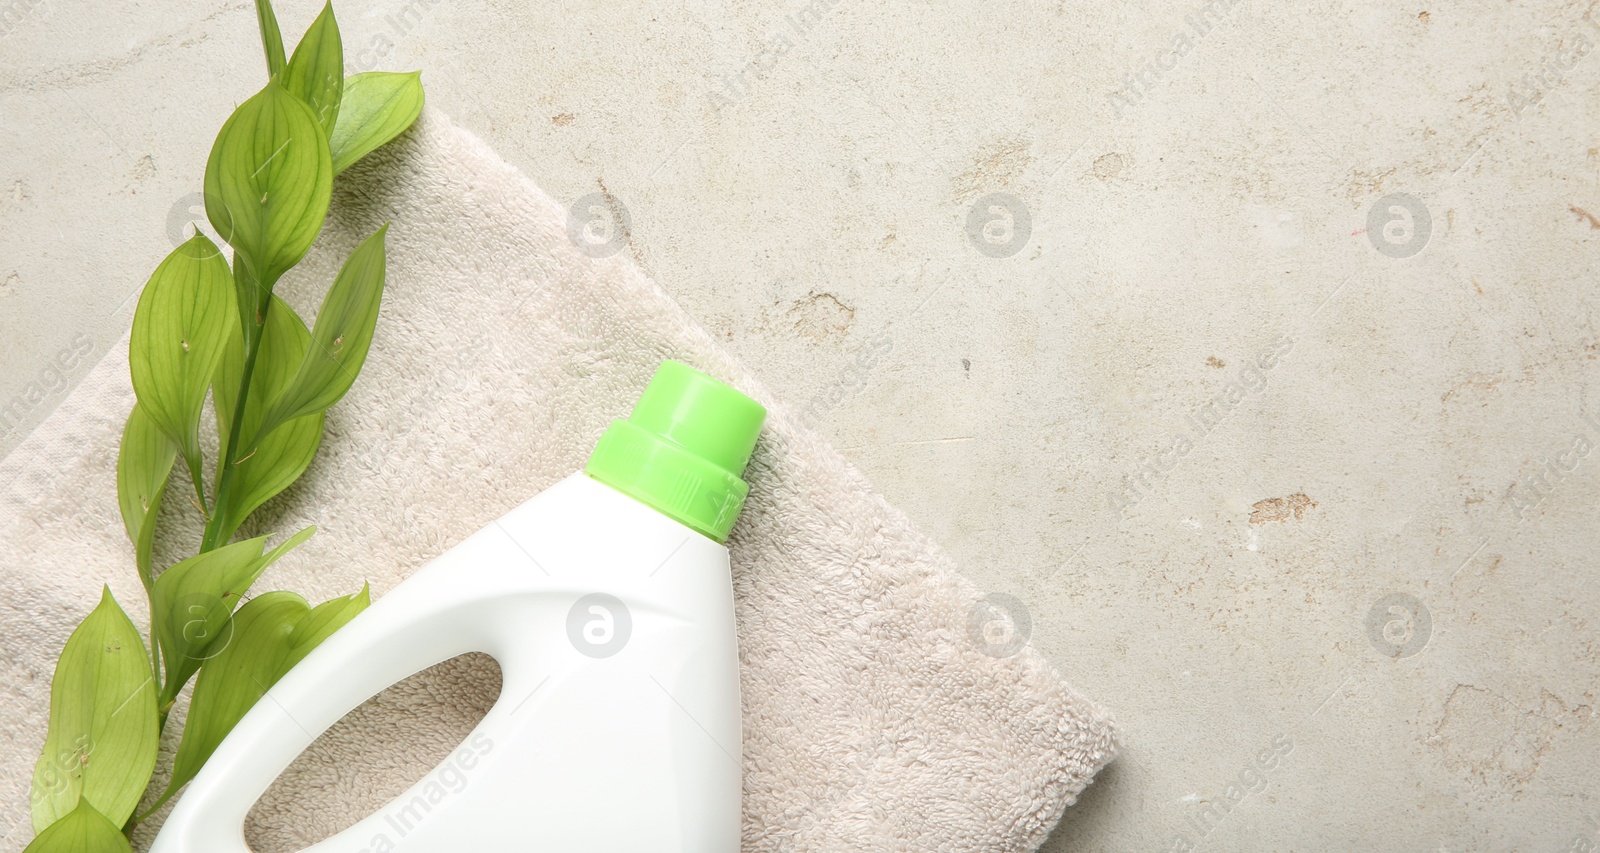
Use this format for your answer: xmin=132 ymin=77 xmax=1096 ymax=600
xmin=584 ymin=360 xmax=766 ymax=542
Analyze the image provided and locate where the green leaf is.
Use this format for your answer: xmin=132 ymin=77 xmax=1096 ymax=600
xmin=129 ymin=235 xmax=236 ymax=507
xmin=165 ymin=592 xmax=304 ymax=801
xmin=150 ymin=540 xmax=265 ymax=702
xmin=23 ymin=799 xmax=132 ymax=853
xmin=150 ymin=527 xmax=316 ymax=703
xmin=204 ymin=80 xmax=333 ymax=301
xmin=221 ymin=413 xmax=322 ymax=543
xmin=163 ymin=585 xmax=368 ymax=798
xmin=115 ymin=405 xmax=177 ymax=591
xmin=253 ymin=225 xmax=387 ymax=442
xmin=328 ymin=71 xmax=424 ymax=175
xmin=286 ymin=582 xmax=370 ymax=665
xmin=254 ymin=0 xmax=287 ymax=80
xmin=134 ymin=484 xmax=166 ymax=600
xmin=212 ymin=295 xmax=325 ymax=543
xmin=29 ymin=588 xmax=157 ymax=832
xmin=283 ymin=2 xmax=344 ymax=137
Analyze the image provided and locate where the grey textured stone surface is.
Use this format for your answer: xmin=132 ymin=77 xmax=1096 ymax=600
xmin=2 ymin=0 xmax=1598 ymax=849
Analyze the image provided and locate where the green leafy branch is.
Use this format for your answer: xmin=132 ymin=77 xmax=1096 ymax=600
xmin=24 ymin=3 xmax=424 ymax=850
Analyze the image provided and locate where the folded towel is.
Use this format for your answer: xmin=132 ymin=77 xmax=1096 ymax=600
xmin=0 ymin=108 xmax=1115 ymax=853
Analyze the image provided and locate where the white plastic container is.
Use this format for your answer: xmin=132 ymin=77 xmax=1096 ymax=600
xmin=151 ymin=360 xmax=766 ymax=853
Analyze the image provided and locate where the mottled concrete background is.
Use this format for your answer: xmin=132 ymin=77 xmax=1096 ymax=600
xmin=2 ymin=0 xmax=1598 ymax=849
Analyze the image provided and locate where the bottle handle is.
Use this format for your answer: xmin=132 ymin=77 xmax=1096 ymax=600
xmin=150 ymin=562 xmax=499 ymax=853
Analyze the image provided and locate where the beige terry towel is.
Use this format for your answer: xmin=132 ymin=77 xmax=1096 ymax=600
xmin=0 ymin=109 xmax=1115 ymax=852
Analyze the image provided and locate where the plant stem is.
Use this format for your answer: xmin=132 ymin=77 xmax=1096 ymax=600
xmin=134 ymin=264 xmax=273 ymax=837
xmin=200 ymin=266 xmax=273 ymax=552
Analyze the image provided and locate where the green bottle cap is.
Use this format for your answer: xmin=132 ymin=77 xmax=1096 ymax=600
xmin=585 ymin=360 xmax=767 ymax=541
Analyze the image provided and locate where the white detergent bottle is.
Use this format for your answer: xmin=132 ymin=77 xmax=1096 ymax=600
xmin=150 ymin=360 xmax=766 ymax=853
